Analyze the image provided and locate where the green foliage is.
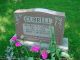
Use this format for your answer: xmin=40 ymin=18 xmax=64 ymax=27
xmin=0 ymin=0 xmax=80 ymax=60
xmin=49 ymin=26 xmax=62 ymax=60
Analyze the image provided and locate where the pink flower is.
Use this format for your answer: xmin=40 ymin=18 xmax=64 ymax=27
xmin=30 ymin=45 xmax=40 ymax=52
xmin=11 ymin=36 xmax=17 ymax=41
xmin=41 ymin=49 xmax=48 ymax=60
xmin=15 ymin=42 xmax=22 ymax=47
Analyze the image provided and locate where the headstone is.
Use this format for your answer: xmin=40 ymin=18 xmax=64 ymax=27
xmin=14 ymin=8 xmax=65 ymax=45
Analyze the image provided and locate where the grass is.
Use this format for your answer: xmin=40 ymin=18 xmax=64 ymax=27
xmin=0 ymin=0 xmax=80 ymax=60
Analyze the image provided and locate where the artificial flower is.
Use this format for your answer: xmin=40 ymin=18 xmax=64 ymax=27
xmin=11 ymin=36 xmax=17 ymax=41
xmin=15 ymin=42 xmax=22 ymax=47
xmin=41 ymin=49 xmax=48 ymax=60
xmin=30 ymin=45 xmax=40 ymax=52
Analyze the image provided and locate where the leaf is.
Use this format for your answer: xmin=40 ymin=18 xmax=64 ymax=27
xmin=51 ymin=57 xmax=55 ymax=60
xmin=28 ymin=57 xmax=34 ymax=60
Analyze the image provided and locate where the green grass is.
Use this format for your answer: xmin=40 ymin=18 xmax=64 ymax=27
xmin=0 ymin=0 xmax=80 ymax=60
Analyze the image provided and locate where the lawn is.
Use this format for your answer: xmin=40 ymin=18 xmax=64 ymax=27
xmin=0 ymin=0 xmax=80 ymax=60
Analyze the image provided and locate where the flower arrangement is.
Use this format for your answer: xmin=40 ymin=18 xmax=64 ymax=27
xmin=5 ymin=27 xmax=64 ymax=60
xmin=5 ymin=35 xmax=42 ymax=59
xmin=7 ymin=35 xmax=50 ymax=60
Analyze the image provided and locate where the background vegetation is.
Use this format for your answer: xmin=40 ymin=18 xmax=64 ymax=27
xmin=0 ymin=0 xmax=80 ymax=60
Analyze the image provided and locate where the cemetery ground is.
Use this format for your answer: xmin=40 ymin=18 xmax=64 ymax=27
xmin=0 ymin=0 xmax=80 ymax=60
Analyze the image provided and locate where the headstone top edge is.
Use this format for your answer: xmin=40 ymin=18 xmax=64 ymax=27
xmin=14 ymin=8 xmax=65 ymax=16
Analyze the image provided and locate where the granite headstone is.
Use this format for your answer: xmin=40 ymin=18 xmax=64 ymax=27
xmin=14 ymin=8 xmax=65 ymax=45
